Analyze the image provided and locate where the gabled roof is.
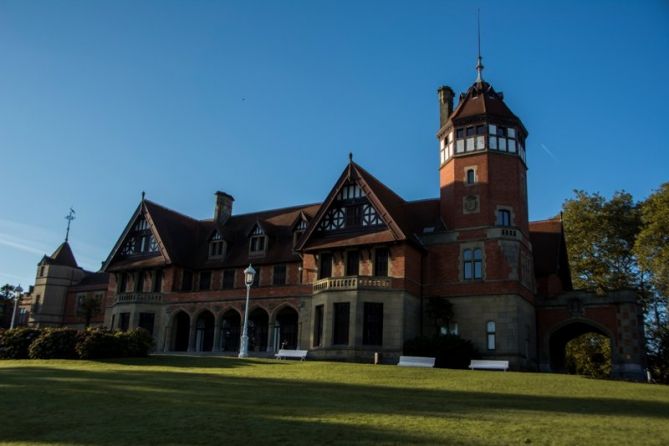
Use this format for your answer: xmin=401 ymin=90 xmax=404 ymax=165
xmin=42 ymin=242 xmax=78 ymax=268
xmin=529 ymin=216 xmax=573 ymax=290
xmin=297 ymin=161 xmax=435 ymax=252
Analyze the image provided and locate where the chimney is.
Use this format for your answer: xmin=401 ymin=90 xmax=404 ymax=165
xmin=214 ymin=191 xmax=234 ymax=225
xmin=437 ymin=86 xmax=455 ymax=128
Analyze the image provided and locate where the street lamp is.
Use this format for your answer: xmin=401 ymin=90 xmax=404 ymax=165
xmin=10 ymin=284 xmax=23 ymax=329
xmin=238 ymin=264 xmax=256 ymax=358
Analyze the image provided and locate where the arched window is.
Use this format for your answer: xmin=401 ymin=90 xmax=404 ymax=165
xmin=487 ymin=321 xmax=496 ymax=350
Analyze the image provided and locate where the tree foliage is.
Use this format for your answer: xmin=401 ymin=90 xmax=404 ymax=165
xmin=1 ymin=284 xmax=16 ymax=301
xmin=635 ymin=183 xmax=669 ymax=298
xmin=565 ymin=333 xmax=612 ymax=378
xmin=562 ymin=190 xmax=640 ymax=294
xmin=77 ymin=295 xmax=102 ymax=328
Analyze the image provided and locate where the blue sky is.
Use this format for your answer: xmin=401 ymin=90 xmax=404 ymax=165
xmin=1 ymin=0 xmax=667 ymax=288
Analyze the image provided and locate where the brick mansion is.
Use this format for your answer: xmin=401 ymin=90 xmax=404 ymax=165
xmin=18 ymin=60 xmax=645 ymax=378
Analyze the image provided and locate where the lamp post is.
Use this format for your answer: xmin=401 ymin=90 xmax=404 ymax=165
xmin=10 ymin=284 xmax=23 ymax=329
xmin=238 ymin=264 xmax=256 ymax=358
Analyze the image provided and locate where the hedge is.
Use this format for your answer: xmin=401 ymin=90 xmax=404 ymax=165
xmin=0 ymin=327 xmax=154 ymax=360
xmin=404 ymin=334 xmax=479 ymax=369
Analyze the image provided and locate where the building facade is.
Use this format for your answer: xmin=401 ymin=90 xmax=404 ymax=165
xmin=20 ymin=63 xmax=645 ymax=378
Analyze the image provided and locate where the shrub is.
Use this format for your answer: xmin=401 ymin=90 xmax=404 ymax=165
xmin=404 ymin=334 xmax=479 ymax=369
xmin=75 ymin=329 xmax=123 ymax=359
xmin=0 ymin=328 xmax=41 ymax=359
xmin=115 ymin=328 xmax=154 ymax=357
xmin=28 ymin=328 xmax=79 ymax=359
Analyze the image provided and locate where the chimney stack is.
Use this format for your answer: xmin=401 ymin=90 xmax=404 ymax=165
xmin=438 ymin=86 xmax=455 ymax=128
xmin=214 ymin=191 xmax=234 ymax=225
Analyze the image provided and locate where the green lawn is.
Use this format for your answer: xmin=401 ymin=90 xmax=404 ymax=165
xmin=1 ymin=356 xmax=668 ymax=445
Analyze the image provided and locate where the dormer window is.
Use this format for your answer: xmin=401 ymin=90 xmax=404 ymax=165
xmin=209 ymin=231 xmax=225 ymax=258
xmin=293 ymin=219 xmax=308 ymax=248
xmin=249 ymin=225 xmax=267 ymax=256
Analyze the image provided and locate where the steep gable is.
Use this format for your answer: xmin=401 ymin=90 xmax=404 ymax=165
xmin=297 ymin=161 xmax=415 ymax=252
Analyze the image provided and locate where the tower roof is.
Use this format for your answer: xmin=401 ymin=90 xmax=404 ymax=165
xmin=449 ymin=81 xmax=524 ymax=131
xmin=46 ymin=242 xmax=79 ymax=268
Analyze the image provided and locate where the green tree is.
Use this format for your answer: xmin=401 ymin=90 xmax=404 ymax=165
xmin=562 ymin=190 xmax=641 ymax=294
xmin=1 ymin=284 xmax=15 ymax=301
xmin=565 ymin=333 xmax=612 ymax=378
xmin=77 ymin=295 xmax=102 ymax=328
xmin=426 ymin=297 xmax=454 ymax=334
xmin=635 ymin=182 xmax=669 ymax=382
xmin=635 ymin=183 xmax=669 ymax=298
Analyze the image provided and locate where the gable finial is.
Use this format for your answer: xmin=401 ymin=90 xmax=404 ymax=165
xmin=349 ymin=152 xmax=353 ymax=163
xmin=64 ymin=207 xmax=76 ymax=242
xmin=141 ymin=191 xmax=146 ymax=202
xmin=475 ymin=9 xmax=484 ymax=83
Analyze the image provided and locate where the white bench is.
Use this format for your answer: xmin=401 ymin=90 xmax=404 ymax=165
xmin=468 ymin=359 xmax=509 ymax=371
xmin=397 ymin=356 xmax=436 ymax=368
xmin=275 ymin=349 xmax=308 ymax=361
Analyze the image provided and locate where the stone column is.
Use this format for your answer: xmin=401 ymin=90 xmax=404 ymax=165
xmin=187 ymin=322 xmax=197 ymax=352
xmin=213 ymin=320 xmax=222 ymax=352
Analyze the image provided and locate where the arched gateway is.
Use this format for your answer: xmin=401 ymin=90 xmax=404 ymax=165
xmin=536 ymin=290 xmax=644 ymax=379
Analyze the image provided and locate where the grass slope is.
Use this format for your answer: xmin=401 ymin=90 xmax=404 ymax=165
xmin=1 ymin=356 xmax=668 ymax=445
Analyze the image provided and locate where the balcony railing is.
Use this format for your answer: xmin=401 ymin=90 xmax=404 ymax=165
xmin=313 ymin=276 xmax=392 ymax=293
xmin=115 ymin=293 xmax=163 ymax=305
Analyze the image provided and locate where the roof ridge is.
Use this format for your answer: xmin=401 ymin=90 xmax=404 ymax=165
xmin=529 ymin=216 xmax=562 ymax=224
xmin=144 ymin=199 xmax=201 ymax=223
xmin=201 ymin=202 xmax=322 ymax=221
xmin=352 ymin=162 xmax=406 ymax=203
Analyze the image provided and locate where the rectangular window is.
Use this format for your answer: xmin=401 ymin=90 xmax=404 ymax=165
xmin=487 ymin=320 xmax=496 ymax=350
xmin=273 ymin=265 xmax=287 ymax=285
xmin=252 ymin=268 xmax=260 ymax=287
xmin=466 ymin=137 xmax=475 ymax=152
xmin=152 ymin=270 xmax=162 ymax=293
xmin=489 ymin=136 xmax=497 ymax=150
xmin=346 ymin=206 xmax=362 ymax=227
xmin=363 ymin=302 xmax=383 ymax=346
xmin=346 ymin=251 xmax=359 ymax=276
xmin=333 ymin=302 xmax=350 ymax=345
xmin=476 ymin=135 xmax=485 ymax=150
xmin=476 ymin=125 xmax=485 ymax=135
xmin=374 ymin=248 xmax=389 ymax=277
xmin=508 ymin=139 xmax=517 ymax=153
xmin=119 ymin=312 xmax=130 ymax=332
xmin=222 ymin=269 xmax=235 ymax=289
xmin=499 ymin=137 xmax=507 ymax=151
xmin=488 ymin=124 xmax=497 ymax=135
xmin=118 ymin=273 xmax=128 ymax=293
xmin=138 ymin=312 xmax=155 ymax=336
xmin=181 ymin=270 xmax=193 ymax=291
xmin=134 ymin=272 xmax=143 ymax=292
xmin=508 ymin=128 xmax=516 ymax=138
xmin=313 ymin=305 xmax=324 ymax=347
xmin=464 ymin=248 xmax=483 ymax=280
xmin=466 ymin=126 xmax=475 ymax=137
xmin=319 ymin=253 xmax=333 ymax=279
xmin=199 ymin=271 xmax=211 ymax=291
xmin=456 ymin=128 xmax=464 ymax=139
xmin=497 ymin=209 xmax=512 ymax=226
xmin=456 ymin=139 xmax=465 ymax=153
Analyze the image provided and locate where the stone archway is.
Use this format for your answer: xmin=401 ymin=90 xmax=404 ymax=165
xmin=172 ymin=311 xmax=190 ymax=352
xmin=249 ymin=307 xmax=269 ymax=352
xmin=195 ymin=310 xmax=215 ymax=352
xmin=548 ymin=320 xmax=614 ymax=372
xmin=274 ymin=306 xmax=299 ymax=350
xmin=220 ymin=309 xmax=241 ymax=352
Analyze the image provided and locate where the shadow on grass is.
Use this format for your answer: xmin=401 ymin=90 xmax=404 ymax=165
xmin=0 ymin=362 xmax=668 ymax=445
xmin=92 ymin=354 xmax=275 ymax=369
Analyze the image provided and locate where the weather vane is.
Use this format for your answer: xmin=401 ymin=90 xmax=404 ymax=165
xmin=65 ymin=208 xmax=76 ymax=242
